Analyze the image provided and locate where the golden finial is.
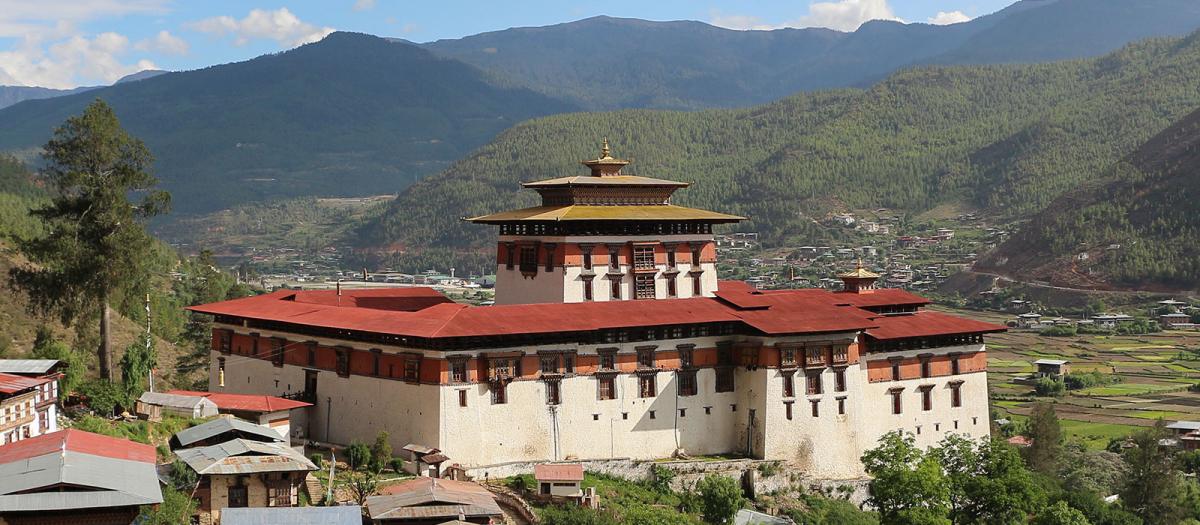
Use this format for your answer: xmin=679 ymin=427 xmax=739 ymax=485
xmin=601 ymin=137 xmax=611 ymax=159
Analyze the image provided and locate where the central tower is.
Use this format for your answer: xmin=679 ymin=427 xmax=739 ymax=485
xmin=469 ymin=140 xmax=743 ymax=305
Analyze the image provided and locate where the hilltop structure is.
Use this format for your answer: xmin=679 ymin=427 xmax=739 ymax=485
xmin=190 ymin=142 xmax=1002 ymax=478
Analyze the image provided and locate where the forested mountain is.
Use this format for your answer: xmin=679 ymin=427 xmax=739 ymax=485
xmin=0 ymin=33 xmax=574 ymax=214
xmin=981 ymin=106 xmax=1200 ymax=290
xmin=422 ymin=0 xmax=1200 ymax=110
xmin=0 ymin=85 xmax=95 ymax=111
xmin=362 ymin=32 xmax=1200 ymax=259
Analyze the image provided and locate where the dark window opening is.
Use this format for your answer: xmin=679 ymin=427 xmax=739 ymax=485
xmin=921 ymin=387 xmax=933 ymax=411
xmin=520 ymin=246 xmax=538 ymax=274
xmin=806 ymin=371 xmax=822 ymax=395
xmin=639 ymin=375 xmax=656 ymax=398
xmin=782 ymin=374 xmax=794 ymax=398
xmin=837 ymin=397 xmax=846 ymax=415
xmin=678 ymin=372 xmax=697 ymax=396
xmin=834 ymin=369 xmax=846 ymax=392
xmin=633 ymin=245 xmax=655 ymax=270
xmin=950 ymin=383 xmax=962 ymax=407
xmin=599 ymin=377 xmax=616 ymax=400
xmin=635 ymin=273 xmax=655 ymax=299
xmin=810 ymin=400 xmax=820 ymax=417
xmin=891 ymin=390 xmax=902 ymax=414
xmin=546 ymin=381 xmax=561 ymax=405
xmin=458 ymin=390 xmax=468 ymax=407
xmin=785 ymin=402 xmax=793 ymax=420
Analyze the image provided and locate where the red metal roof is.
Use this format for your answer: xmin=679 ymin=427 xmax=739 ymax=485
xmin=0 ymin=429 xmax=156 ymax=465
xmin=0 ymin=372 xmax=50 ymax=395
xmin=534 ymin=463 xmax=585 ymax=482
xmin=864 ymin=310 xmax=1006 ymax=341
xmin=164 ymin=390 xmax=312 ymax=413
xmin=188 ymin=284 xmax=998 ymax=341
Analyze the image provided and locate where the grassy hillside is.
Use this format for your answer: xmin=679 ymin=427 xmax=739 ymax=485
xmin=424 ymin=0 xmax=1200 ymax=110
xmin=363 ymin=33 xmax=1200 ymax=259
xmin=0 ymin=32 xmax=575 ymax=215
xmin=982 ymin=105 xmax=1200 ymax=290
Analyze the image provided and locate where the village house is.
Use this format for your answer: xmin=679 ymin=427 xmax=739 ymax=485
xmin=0 ymin=359 xmax=62 ymax=379
xmin=1034 ymin=359 xmax=1070 ymax=379
xmin=174 ymin=437 xmax=317 ymax=524
xmin=0 ymin=372 xmax=57 ymax=445
xmin=170 ymin=416 xmax=287 ymax=449
xmin=534 ymin=463 xmax=585 ymax=499
xmin=166 ymin=389 xmax=312 ymax=441
xmin=0 ymin=429 xmax=162 ymax=525
xmin=136 ymin=391 xmax=220 ymax=421
xmin=189 ymin=142 xmax=1003 ymax=479
xmin=1091 ymin=314 xmax=1136 ymax=330
xmin=366 ymin=477 xmax=504 ymax=525
xmin=1015 ymin=313 xmax=1043 ymax=329
xmin=1160 ymin=313 xmax=1194 ymax=329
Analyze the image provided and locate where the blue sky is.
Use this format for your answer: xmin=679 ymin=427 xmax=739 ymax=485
xmin=0 ymin=0 xmax=1015 ymax=89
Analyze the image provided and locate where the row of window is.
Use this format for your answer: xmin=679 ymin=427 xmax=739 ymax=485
xmin=581 ymin=272 xmax=704 ymax=301
xmin=781 ymin=369 xmax=848 ymax=397
xmin=482 ymin=367 xmax=738 ymax=406
xmin=498 ymin=222 xmax=713 ymax=236
xmin=783 ymin=397 xmax=848 ymax=420
xmin=886 ymin=353 xmax=963 ymax=381
xmin=504 ymin=242 xmax=708 ymax=274
xmin=888 ymin=382 xmax=964 ymax=414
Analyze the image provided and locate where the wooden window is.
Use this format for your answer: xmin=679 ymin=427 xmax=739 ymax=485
xmin=505 ymin=244 xmax=515 ymax=270
xmin=610 ymin=276 xmax=621 ymax=300
xmin=636 ymin=347 xmax=655 ymax=369
xmin=635 ymin=273 xmax=655 ymax=299
xmin=633 ymin=245 xmax=655 ymax=270
xmin=228 ymin=482 xmax=248 ymax=508
xmin=810 ymin=400 xmax=820 ymax=417
xmin=678 ymin=371 xmax=697 ymax=396
xmin=667 ymin=247 xmax=677 ymax=267
xmin=544 ymin=244 xmax=556 ymax=271
xmin=950 ymin=382 xmax=962 ymax=407
xmin=608 ymin=246 xmax=620 ymax=269
xmin=806 ymin=371 xmax=822 ymax=395
xmin=717 ymin=345 xmax=735 ymax=366
xmin=541 ymin=355 xmax=559 ymax=374
xmin=691 ymin=245 xmax=702 ymax=264
xmin=306 ymin=342 xmax=316 ymax=366
xmin=598 ymin=377 xmax=615 ymax=400
xmin=489 ymin=358 xmax=517 ymax=380
xmin=692 ymin=273 xmax=702 ymax=296
xmin=519 ymin=246 xmax=538 ymax=274
xmin=251 ymin=336 xmax=260 ymax=357
xmin=921 ymin=386 xmax=933 ymax=411
xmin=492 ymin=383 xmax=507 ymax=404
xmin=563 ymin=354 xmax=575 ymax=374
xmin=678 ymin=346 xmax=694 ymax=368
xmin=890 ymin=359 xmax=901 ymax=381
xmin=639 ymin=375 xmax=656 ymax=398
xmin=583 ymin=278 xmax=593 ymax=301
xmin=805 ymin=347 xmax=824 ymax=367
xmin=782 ymin=373 xmax=794 ymax=398
xmin=546 ymin=381 xmax=561 ymax=405
xmin=404 ymin=359 xmax=420 ymax=382
xmin=832 ymin=345 xmax=848 ymax=364
xmin=267 ymin=481 xmax=292 ymax=507
xmin=834 ymin=368 xmax=846 ymax=392
xmin=837 ymin=397 xmax=846 ymax=415
xmin=458 ymin=390 xmax=468 ymax=407
xmin=785 ymin=401 xmax=793 ymax=420
xmin=370 ymin=349 xmax=382 ymax=376
xmin=780 ymin=347 xmax=797 ymax=367
xmin=920 ymin=356 xmax=932 ymax=379
xmin=890 ymin=389 xmax=903 ymax=415
xmin=950 ymin=355 xmax=961 ymax=375
xmin=450 ymin=360 xmax=467 ymax=383
xmin=666 ymin=276 xmax=677 ymax=297
xmin=335 ymin=348 xmax=350 ymax=377
xmin=599 ymin=350 xmax=616 ymax=371
xmin=582 ymin=246 xmax=594 ymax=270
xmin=716 ymin=367 xmax=734 ymax=393
xmin=218 ymin=330 xmax=232 ymax=354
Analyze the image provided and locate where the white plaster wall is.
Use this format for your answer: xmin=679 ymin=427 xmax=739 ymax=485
xmin=758 ymin=366 xmax=869 ymax=479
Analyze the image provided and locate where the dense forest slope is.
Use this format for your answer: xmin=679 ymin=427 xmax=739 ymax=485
xmin=362 ymin=33 xmax=1200 ymax=256
xmin=0 ymin=33 xmax=574 ymax=214
xmin=981 ymin=106 xmax=1200 ymax=290
xmin=422 ymin=0 xmax=1200 ymax=110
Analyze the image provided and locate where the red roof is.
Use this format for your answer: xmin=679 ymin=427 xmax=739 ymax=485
xmin=164 ymin=390 xmax=312 ymax=413
xmin=864 ymin=310 xmax=1006 ymax=341
xmin=188 ymin=284 xmax=1000 ymax=341
xmin=534 ymin=463 xmax=585 ymax=482
xmin=0 ymin=372 xmax=50 ymax=395
xmin=0 ymin=429 xmax=156 ymax=465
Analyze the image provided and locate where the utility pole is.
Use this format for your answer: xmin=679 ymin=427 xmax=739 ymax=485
xmin=145 ymin=293 xmax=153 ymax=392
xmin=326 ymin=396 xmax=333 ymax=444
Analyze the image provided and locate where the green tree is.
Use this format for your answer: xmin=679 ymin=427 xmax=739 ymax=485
xmin=139 ymin=485 xmax=197 ymax=525
xmin=1058 ymin=442 xmax=1127 ymax=496
xmin=696 ymin=475 xmax=743 ymax=525
xmin=369 ymin=431 xmax=392 ymax=474
xmin=862 ymin=431 xmax=951 ymax=525
xmin=30 ymin=326 xmax=85 ymax=397
xmin=933 ymin=435 xmax=1045 ymax=524
xmin=344 ymin=470 xmax=379 ymax=506
xmin=1034 ymin=501 xmax=1093 ymax=525
xmin=9 ymin=99 xmax=169 ymax=379
xmin=1121 ymin=420 xmax=1184 ymax=525
xmin=77 ymin=378 xmax=128 ymax=415
xmin=119 ymin=332 xmax=157 ymax=403
xmin=345 ymin=441 xmax=371 ymax=471
xmin=1028 ymin=402 xmax=1064 ymax=475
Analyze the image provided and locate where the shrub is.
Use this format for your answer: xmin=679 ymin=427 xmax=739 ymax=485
xmin=649 ymin=465 xmax=676 ymax=493
xmin=369 ymin=431 xmax=392 ymax=473
xmin=697 ymin=475 xmax=744 ymax=525
xmin=310 ymin=453 xmax=325 ymax=470
xmin=390 ymin=457 xmax=405 ymax=474
xmin=345 ymin=441 xmax=371 ymax=471
xmin=1063 ymin=371 xmax=1119 ymax=390
xmin=1035 ymin=377 xmax=1066 ymax=397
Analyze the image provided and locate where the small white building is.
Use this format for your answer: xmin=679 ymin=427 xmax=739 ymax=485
xmin=534 ymin=463 xmax=584 ymax=498
xmin=1016 ymin=313 xmax=1043 ymax=329
xmin=136 ymin=392 xmax=219 ymax=421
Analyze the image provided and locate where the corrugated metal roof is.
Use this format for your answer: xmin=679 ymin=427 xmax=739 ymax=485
xmin=138 ymin=392 xmax=218 ymax=411
xmin=0 ymin=359 xmax=58 ymax=374
xmin=220 ymin=506 xmax=363 ymax=525
xmin=467 ymin=204 xmax=743 ymax=223
xmin=0 ymin=372 xmax=50 ymax=394
xmin=176 ymin=439 xmax=316 ymax=475
xmin=0 ymin=430 xmax=161 ymax=512
xmin=369 ymin=478 xmax=502 ymax=520
xmin=165 ymin=390 xmax=312 ymax=413
xmin=173 ymin=417 xmax=285 ymax=448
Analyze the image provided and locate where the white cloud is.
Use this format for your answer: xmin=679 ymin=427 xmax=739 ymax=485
xmin=135 ymin=30 xmax=189 ymax=55
xmin=353 ymin=0 xmax=376 ymax=12
xmin=0 ymin=32 xmax=157 ymax=88
xmin=187 ymin=8 xmax=335 ymax=48
xmin=928 ymin=10 xmax=972 ymax=25
xmin=712 ymin=0 xmax=903 ymax=33
xmin=0 ymin=0 xmax=168 ymax=87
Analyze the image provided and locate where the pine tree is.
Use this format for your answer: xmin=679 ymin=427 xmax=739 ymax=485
xmin=1028 ymin=402 xmax=1063 ymax=475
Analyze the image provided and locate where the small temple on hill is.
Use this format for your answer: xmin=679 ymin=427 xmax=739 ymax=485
xmin=190 ymin=141 xmax=1002 ymax=479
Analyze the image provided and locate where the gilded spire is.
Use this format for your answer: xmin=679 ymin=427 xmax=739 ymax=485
xmin=601 ymin=137 xmax=612 ymax=159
